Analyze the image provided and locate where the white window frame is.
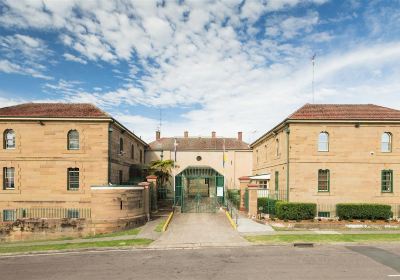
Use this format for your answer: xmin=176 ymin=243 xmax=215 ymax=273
xmin=381 ymin=132 xmax=392 ymax=153
xmin=318 ymin=132 xmax=329 ymax=152
xmin=4 ymin=129 xmax=16 ymax=150
xmin=3 ymin=167 xmax=15 ymax=190
xmin=67 ymin=130 xmax=80 ymax=150
xmin=67 ymin=168 xmax=79 ymax=190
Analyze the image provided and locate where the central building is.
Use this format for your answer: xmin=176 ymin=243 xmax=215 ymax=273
xmin=146 ymin=131 xmax=252 ymax=212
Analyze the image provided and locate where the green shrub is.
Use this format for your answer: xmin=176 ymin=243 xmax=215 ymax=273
xmin=227 ymin=189 xmax=241 ymax=209
xmin=258 ymin=198 xmax=280 ymax=215
xmin=336 ymin=204 xmax=392 ymax=220
xmin=275 ymin=202 xmax=316 ymax=220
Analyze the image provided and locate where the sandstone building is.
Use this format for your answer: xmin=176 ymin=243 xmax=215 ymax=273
xmin=146 ymin=131 xmax=252 ymax=212
xmin=251 ymin=104 xmax=400 ymax=217
xmin=0 ymin=103 xmax=148 ymax=233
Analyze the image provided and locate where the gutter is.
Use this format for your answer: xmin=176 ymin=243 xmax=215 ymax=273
xmin=285 ymin=125 xmax=290 ymax=202
xmin=108 ymin=122 xmax=113 ymax=184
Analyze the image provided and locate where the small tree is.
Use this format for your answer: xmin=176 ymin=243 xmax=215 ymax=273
xmin=149 ymin=159 xmax=174 ymax=190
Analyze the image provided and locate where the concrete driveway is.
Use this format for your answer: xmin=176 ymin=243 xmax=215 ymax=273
xmin=150 ymin=210 xmax=248 ymax=248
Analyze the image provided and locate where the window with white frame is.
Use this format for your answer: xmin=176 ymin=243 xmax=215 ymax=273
xmin=67 ymin=130 xmax=79 ymax=150
xmin=4 ymin=129 xmax=15 ymax=149
xmin=318 ymin=132 xmax=329 ymax=152
xmin=3 ymin=167 xmax=15 ymax=190
xmin=381 ymin=132 xmax=392 ymax=153
xmin=67 ymin=168 xmax=79 ymax=190
xmin=259 ymin=180 xmax=268 ymax=189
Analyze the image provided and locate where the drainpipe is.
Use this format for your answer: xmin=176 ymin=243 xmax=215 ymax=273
xmin=285 ymin=125 xmax=290 ymax=202
xmin=108 ymin=122 xmax=114 ymax=184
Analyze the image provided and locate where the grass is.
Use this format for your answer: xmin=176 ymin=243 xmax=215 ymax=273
xmin=0 ymin=238 xmax=153 ymax=254
xmin=154 ymin=219 xmax=166 ymax=233
xmin=245 ymin=234 xmax=400 ymax=244
xmin=83 ymin=227 xmax=141 ymax=239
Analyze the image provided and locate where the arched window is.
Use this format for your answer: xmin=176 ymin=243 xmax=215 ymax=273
xmin=381 ymin=132 xmax=392 ymax=152
xmin=131 ymin=144 xmax=134 ymax=159
xmin=119 ymin=138 xmax=124 ymax=154
xmin=4 ymin=129 xmax=15 ymax=149
xmin=318 ymin=132 xmax=329 ymax=152
xmin=276 ymin=138 xmax=280 ymax=156
xmin=67 ymin=130 xmax=79 ymax=150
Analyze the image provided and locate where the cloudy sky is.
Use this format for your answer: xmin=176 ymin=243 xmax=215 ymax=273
xmin=0 ymin=0 xmax=400 ymax=142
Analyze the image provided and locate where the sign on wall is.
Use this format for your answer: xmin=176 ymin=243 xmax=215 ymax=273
xmin=217 ymin=186 xmax=224 ymax=197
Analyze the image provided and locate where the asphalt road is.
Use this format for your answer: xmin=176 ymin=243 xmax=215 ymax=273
xmin=0 ymin=245 xmax=399 ymax=280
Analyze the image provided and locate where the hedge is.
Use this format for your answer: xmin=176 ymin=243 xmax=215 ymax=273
xmin=258 ymin=198 xmax=280 ymax=215
xmin=227 ymin=189 xmax=241 ymax=209
xmin=336 ymin=204 xmax=393 ymax=220
xmin=276 ymin=202 xmax=316 ymax=220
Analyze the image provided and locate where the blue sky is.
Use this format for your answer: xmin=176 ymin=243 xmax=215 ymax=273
xmin=1 ymin=0 xmax=400 ymax=142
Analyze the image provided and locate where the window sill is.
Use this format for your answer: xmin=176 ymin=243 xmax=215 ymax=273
xmin=0 ymin=189 xmax=21 ymax=194
xmin=316 ymin=191 xmax=330 ymax=195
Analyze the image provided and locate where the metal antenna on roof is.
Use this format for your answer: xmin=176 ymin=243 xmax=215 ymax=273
xmin=311 ymin=53 xmax=316 ymax=104
xmin=158 ymin=108 xmax=162 ymax=132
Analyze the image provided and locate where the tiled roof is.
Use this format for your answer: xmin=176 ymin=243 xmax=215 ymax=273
xmin=288 ymin=104 xmax=400 ymax=120
xmin=149 ymin=137 xmax=250 ymax=151
xmin=0 ymin=103 xmax=110 ymax=118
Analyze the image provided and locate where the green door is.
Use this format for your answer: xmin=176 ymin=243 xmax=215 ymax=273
xmin=175 ymin=175 xmax=182 ymax=206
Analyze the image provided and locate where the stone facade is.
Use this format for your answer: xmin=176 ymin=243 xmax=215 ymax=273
xmin=251 ymin=106 xmax=400 ymax=217
xmin=0 ymin=107 xmax=148 ymax=237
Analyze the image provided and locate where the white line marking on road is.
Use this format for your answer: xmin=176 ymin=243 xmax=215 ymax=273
xmin=388 ymin=275 xmax=400 ymax=277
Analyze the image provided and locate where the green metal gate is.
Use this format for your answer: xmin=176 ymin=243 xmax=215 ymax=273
xmin=174 ymin=166 xmax=224 ymax=213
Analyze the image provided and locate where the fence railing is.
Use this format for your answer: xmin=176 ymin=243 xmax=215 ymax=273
xmin=1 ymin=208 xmax=92 ymax=222
xmin=225 ymin=199 xmax=239 ymax=226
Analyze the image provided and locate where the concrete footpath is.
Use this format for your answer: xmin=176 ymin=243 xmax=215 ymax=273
xmin=150 ymin=210 xmax=249 ymax=248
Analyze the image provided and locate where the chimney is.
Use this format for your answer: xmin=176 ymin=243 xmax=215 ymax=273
xmin=184 ymin=131 xmax=189 ymax=138
xmin=156 ymin=130 xmax=161 ymax=141
xmin=238 ymin=131 xmax=243 ymax=141
xmin=212 ymin=131 xmax=216 ymax=138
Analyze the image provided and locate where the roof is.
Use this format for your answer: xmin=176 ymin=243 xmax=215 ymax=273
xmin=0 ymin=103 xmax=148 ymax=146
xmin=0 ymin=103 xmax=110 ymax=118
xmin=251 ymin=103 xmax=400 ymax=147
xmin=149 ymin=137 xmax=250 ymax=151
xmin=288 ymin=104 xmax=400 ymax=120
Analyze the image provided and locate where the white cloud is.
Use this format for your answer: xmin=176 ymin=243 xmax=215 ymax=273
xmin=1 ymin=0 xmax=400 ymax=144
xmin=63 ymin=53 xmax=87 ymax=64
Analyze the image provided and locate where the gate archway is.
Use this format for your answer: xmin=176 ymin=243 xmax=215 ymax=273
xmin=174 ymin=166 xmax=224 ymax=213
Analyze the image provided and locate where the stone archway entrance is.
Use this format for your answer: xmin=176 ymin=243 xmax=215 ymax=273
xmin=174 ymin=166 xmax=224 ymax=213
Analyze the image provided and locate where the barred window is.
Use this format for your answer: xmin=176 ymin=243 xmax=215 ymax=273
xmin=2 ymin=209 xmax=16 ymax=222
xmin=67 ymin=168 xmax=79 ymax=190
xmin=381 ymin=170 xmax=393 ymax=193
xmin=67 ymin=130 xmax=79 ymax=150
xmin=3 ymin=167 xmax=15 ymax=190
xmin=67 ymin=209 xmax=79 ymax=219
xmin=4 ymin=129 xmax=15 ymax=149
xmin=318 ymin=169 xmax=330 ymax=192
xmin=381 ymin=132 xmax=392 ymax=153
xmin=318 ymin=132 xmax=329 ymax=152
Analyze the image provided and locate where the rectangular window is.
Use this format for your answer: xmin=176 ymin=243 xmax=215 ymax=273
xmin=318 ymin=211 xmax=331 ymax=218
xmin=3 ymin=167 xmax=15 ymax=190
xmin=259 ymin=180 xmax=268 ymax=189
xmin=3 ymin=209 xmax=16 ymax=221
xmin=140 ymin=150 xmax=143 ymax=163
xmin=318 ymin=169 xmax=330 ymax=192
xmin=381 ymin=170 xmax=393 ymax=193
xmin=275 ymin=171 xmax=279 ymax=192
xmin=67 ymin=209 xmax=79 ymax=219
xmin=67 ymin=168 xmax=79 ymax=190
